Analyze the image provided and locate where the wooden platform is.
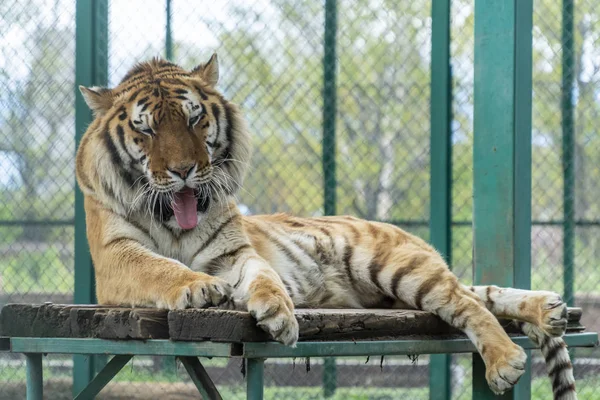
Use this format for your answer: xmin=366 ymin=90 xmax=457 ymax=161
xmin=0 ymin=303 xmax=586 ymax=343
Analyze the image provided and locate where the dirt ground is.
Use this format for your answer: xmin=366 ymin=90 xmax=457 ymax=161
xmin=1 ymin=380 xmax=203 ymax=400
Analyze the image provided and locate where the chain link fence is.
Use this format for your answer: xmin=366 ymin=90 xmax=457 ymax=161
xmin=1 ymin=0 xmax=599 ymax=399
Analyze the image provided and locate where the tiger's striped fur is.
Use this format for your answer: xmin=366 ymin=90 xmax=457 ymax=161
xmin=75 ymin=56 xmax=576 ymax=398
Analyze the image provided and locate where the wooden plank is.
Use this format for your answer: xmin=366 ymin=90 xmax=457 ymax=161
xmin=168 ymin=307 xmax=585 ymax=342
xmin=169 ymin=308 xmax=461 ymax=342
xmin=0 ymin=304 xmax=168 ymax=339
xmin=1 ymin=304 xmax=586 ymax=342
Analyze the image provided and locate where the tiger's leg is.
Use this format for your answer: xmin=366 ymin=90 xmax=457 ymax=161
xmin=467 ymin=285 xmax=576 ymax=399
xmin=218 ymin=250 xmax=299 ymax=346
xmin=379 ymin=248 xmax=526 ymax=394
xmin=466 ymin=285 xmax=567 ymax=337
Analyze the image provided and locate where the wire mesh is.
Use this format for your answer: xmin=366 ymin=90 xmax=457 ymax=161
xmin=1 ymin=0 xmax=77 ymax=397
xmin=1 ymin=0 xmax=599 ymax=399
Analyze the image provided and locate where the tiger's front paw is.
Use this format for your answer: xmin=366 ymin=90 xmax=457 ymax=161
xmin=247 ymin=278 xmax=298 ymax=346
xmin=158 ymin=273 xmax=232 ymax=310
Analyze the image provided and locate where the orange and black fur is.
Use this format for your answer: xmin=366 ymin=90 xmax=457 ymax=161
xmin=76 ymin=55 xmax=576 ymax=399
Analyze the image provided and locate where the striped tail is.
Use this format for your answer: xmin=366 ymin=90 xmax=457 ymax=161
xmin=522 ymin=323 xmax=577 ymax=400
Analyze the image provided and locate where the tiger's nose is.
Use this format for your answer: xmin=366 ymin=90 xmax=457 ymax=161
xmin=168 ymin=164 xmax=195 ymax=179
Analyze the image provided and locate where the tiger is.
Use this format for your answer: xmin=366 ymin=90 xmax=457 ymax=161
xmin=76 ymin=55 xmax=577 ymax=399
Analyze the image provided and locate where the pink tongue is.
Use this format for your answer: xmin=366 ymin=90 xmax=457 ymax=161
xmin=172 ymin=187 xmax=198 ymax=230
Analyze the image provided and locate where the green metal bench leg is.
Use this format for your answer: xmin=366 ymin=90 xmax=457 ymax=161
xmin=246 ymin=358 xmax=265 ymax=400
xmin=74 ymin=355 xmax=132 ymax=400
xmin=178 ymin=356 xmax=223 ymax=400
xmin=25 ymin=353 xmax=43 ymax=400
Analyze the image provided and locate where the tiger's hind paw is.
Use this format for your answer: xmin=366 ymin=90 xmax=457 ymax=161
xmin=540 ymin=294 xmax=568 ymax=337
xmin=248 ymin=293 xmax=299 ymax=346
xmin=485 ymin=344 xmax=527 ymax=395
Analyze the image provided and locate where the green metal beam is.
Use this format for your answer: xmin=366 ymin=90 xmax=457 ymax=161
xmin=473 ymin=1 xmax=533 ymax=399
xmin=73 ymin=355 xmax=132 ymax=400
xmin=3 ymin=218 xmax=600 ymax=228
xmin=239 ymin=333 xmax=596 ymax=358
xmin=9 ymin=334 xmax=596 ymax=359
xmin=322 ymin=0 xmax=338 ymax=396
xmin=428 ymin=0 xmax=452 ymax=399
xmin=25 ymin=353 xmax=43 ymax=400
xmin=561 ymin=0 xmax=575 ymax=307
xmin=74 ymin=0 xmax=108 ymax=395
xmin=246 ymin=358 xmax=265 ymax=400
xmin=10 ymin=338 xmax=236 ymax=357
xmin=165 ymin=0 xmax=173 ymax=60
xmin=322 ymin=0 xmax=337 ymax=217
xmin=178 ymin=356 xmax=223 ymax=400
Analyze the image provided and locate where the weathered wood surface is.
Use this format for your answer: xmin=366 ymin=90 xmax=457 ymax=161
xmin=0 ymin=304 xmax=168 ymax=339
xmin=0 ymin=304 xmax=586 ymax=342
xmin=169 ymin=308 xmax=467 ymax=342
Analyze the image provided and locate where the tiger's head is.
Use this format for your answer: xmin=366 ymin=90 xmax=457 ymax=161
xmin=76 ymin=55 xmax=251 ymax=230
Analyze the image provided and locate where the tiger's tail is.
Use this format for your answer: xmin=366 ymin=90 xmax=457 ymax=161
xmin=522 ymin=323 xmax=577 ymax=400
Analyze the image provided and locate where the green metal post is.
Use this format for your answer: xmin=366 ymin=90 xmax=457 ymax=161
xmin=561 ymin=0 xmax=575 ymax=307
xmin=322 ymin=0 xmax=337 ymax=217
xmin=322 ymin=0 xmax=338 ymax=397
xmin=428 ymin=0 xmax=452 ymax=399
xmin=473 ymin=1 xmax=532 ymax=399
xmin=179 ymin=357 xmax=223 ymax=400
xmin=74 ymin=0 xmax=108 ymax=396
xmin=25 ymin=353 xmax=43 ymax=400
xmin=165 ymin=0 xmax=173 ymax=61
xmin=74 ymin=355 xmax=132 ymax=400
xmin=246 ymin=358 xmax=265 ymax=400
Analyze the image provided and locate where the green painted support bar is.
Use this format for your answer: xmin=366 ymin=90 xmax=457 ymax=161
xmin=513 ymin=3 xmax=534 ymax=396
xmin=322 ymin=0 xmax=337 ymax=217
xmin=74 ymin=355 xmax=132 ymax=400
xmin=473 ymin=1 xmax=533 ymax=399
xmin=165 ymin=0 xmax=173 ymax=61
xmin=428 ymin=0 xmax=452 ymax=398
xmin=246 ymin=358 xmax=265 ymax=400
xmin=561 ymin=0 xmax=575 ymax=307
xmin=322 ymin=358 xmax=337 ymax=397
xmin=74 ymin=0 xmax=109 ymax=395
xmin=10 ymin=338 xmax=236 ymax=357
xmin=240 ymin=333 xmax=597 ymax=358
xmin=322 ymin=0 xmax=338 ymax=397
xmin=8 ymin=334 xmax=597 ymax=359
xmin=25 ymin=353 xmax=43 ymax=400
xmin=179 ymin=356 xmax=223 ymax=400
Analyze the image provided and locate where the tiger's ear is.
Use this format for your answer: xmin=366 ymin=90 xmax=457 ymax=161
xmin=79 ymin=86 xmax=114 ymax=116
xmin=191 ymin=53 xmax=219 ymax=87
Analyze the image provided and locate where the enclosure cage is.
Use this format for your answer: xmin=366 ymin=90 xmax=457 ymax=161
xmin=1 ymin=0 xmax=599 ymax=399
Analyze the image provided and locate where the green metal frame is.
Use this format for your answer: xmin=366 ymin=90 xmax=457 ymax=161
xmin=74 ymin=0 xmax=109 ymax=396
xmin=6 ymin=334 xmax=597 ymax=400
xmin=429 ymin=0 xmax=452 ymax=399
xmin=247 ymin=358 xmax=265 ymax=400
xmin=322 ymin=0 xmax=338 ymax=397
xmin=25 ymin=353 xmax=43 ymax=400
xmin=561 ymin=0 xmax=575 ymax=307
xmin=58 ymin=1 xmax=586 ymax=399
xmin=73 ymin=355 xmax=132 ymax=400
xmin=179 ymin=356 xmax=223 ymax=400
xmin=165 ymin=0 xmax=173 ymax=61
xmin=473 ymin=1 xmax=533 ymax=399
